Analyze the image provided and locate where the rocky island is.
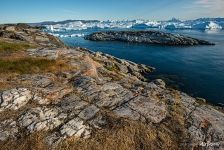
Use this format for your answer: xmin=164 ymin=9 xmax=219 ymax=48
xmin=0 ymin=24 xmax=223 ymax=150
xmin=85 ymin=31 xmax=215 ymax=46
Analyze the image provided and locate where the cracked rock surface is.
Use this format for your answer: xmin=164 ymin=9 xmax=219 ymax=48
xmin=0 ymin=88 xmax=32 ymax=112
xmin=0 ymin=119 xmax=18 ymax=141
xmin=0 ymin=24 xmax=223 ymax=150
xmin=18 ymin=107 xmax=67 ymax=133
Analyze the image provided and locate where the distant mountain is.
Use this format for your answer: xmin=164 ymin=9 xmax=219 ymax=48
xmin=191 ymin=18 xmax=224 ymax=22
xmin=166 ymin=18 xmax=182 ymax=23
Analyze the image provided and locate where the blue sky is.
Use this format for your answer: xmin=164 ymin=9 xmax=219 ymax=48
xmin=0 ymin=0 xmax=224 ymax=23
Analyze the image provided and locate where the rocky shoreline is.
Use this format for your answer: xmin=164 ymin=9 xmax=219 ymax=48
xmin=85 ymin=31 xmax=215 ymax=46
xmin=0 ymin=24 xmax=223 ymax=150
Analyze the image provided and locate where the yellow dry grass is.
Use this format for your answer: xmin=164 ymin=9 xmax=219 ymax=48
xmin=0 ymin=120 xmax=182 ymax=150
xmin=0 ymin=132 xmax=49 ymax=150
xmin=58 ymin=120 xmax=183 ymax=150
xmin=0 ymin=57 xmax=74 ymax=75
xmin=0 ymin=40 xmax=34 ymax=53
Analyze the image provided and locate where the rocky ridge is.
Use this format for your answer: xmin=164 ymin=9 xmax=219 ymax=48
xmin=85 ymin=31 xmax=215 ymax=46
xmin=0 ymin=23 xmax=65 ymax=48
xmin=0 ymin=24 xmax=223 ymax=150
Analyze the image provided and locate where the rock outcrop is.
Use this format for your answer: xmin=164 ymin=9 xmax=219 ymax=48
xmin=85 ymin=31 xmax=215 ymax=46
xmin=0 ymin=25 xmax=223 ymax=150
xmin=0 ymin=24 xmax=65 ymax=48
xmin=0 ymin=88 xmax=32 ymax=112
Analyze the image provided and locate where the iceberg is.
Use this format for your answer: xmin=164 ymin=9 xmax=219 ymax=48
xmin=50 ymin=25 xmax=54 ymax=31
xmin=145 ymin=21 xmax=160 ymax=28
xmin=50 ymin=33 xmax=85 ymax=38
xmin=45 ymin=20 xmax=136 ymax=31
xmin=192 ymin=21 xmax=222 ymax=30
xmin=42 ymin=18 xmax=223 ymax=36
xmin=206 ymin=21 xmax=222 ymax=30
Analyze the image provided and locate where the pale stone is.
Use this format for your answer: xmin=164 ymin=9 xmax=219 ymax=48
xmin=113 ymin=104 xmax=141 ymax=121
xmin=60 ymin=95 xmax=88 ymax=114
xmin=0 ymin=88 xmax=32 ymax=111
xmin=128 ymin=96 xmax=167 ymax=123
xmin=18 ymin=107 xmax=67 ymax=133
xmin=153 ymin=79 xmax=166 ymax=88
xmin=60 ymin=118 xmax=90 ymax=138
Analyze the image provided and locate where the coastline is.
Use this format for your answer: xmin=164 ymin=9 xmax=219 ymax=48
xmin=0 ymin=24 xmax=223 ymax=149
xmin=74 ymin=45 xmax=224 ymax=108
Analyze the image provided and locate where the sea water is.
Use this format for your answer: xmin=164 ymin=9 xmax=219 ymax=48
xmin=47 ymin=28 xmax=224 ymax=104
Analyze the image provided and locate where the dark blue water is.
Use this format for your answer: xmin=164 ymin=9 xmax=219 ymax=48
xmin=55 ymin=29 xmax=224 ymax=104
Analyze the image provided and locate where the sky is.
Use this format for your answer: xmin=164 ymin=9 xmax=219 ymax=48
xmin=0 ymin=0 xmax=224 ymax=23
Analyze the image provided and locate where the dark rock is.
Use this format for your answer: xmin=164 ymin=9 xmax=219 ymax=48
xmin=153 ymin=79 xmax=166 ymax=88
xmin=85 ymin=31 xmax=215 ymax=46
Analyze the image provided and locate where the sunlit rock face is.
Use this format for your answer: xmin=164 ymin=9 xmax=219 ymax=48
xmin=0 ymin=24 xmax=223 ymax=149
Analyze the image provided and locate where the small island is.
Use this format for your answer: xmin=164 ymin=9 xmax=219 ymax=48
xmin=85 ymin=31 xmax=215 ymax=46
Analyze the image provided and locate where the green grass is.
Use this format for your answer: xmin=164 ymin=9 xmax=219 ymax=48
xmin=0 ymin=41 xmax=33 ymax=52
xmin=0 ymin=57 xmax=72 ymax=74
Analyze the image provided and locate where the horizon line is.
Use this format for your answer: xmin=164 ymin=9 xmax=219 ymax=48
xmin=1 ymin=16 xmax=224 ymax=24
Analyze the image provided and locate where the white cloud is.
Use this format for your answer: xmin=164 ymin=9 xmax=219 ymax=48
xmin=182 ymin=0 xmax=224 ymax=17
xmin=195 ymin=0 xmax=224 ymax=9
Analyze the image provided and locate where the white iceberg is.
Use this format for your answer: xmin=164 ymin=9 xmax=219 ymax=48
xmin=206 ymin=21 xmax=222 ymax=30
xmin=43 ymin=18 xmax=223 ymax=34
